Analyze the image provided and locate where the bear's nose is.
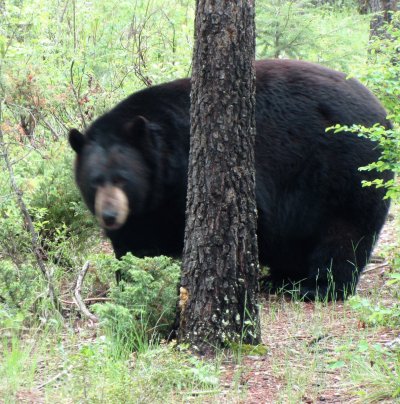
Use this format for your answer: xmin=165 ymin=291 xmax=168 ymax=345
xmin=102 ymin=210 xmax=118 ymax=227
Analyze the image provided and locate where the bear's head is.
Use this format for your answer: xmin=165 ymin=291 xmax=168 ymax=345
xmin=69 ymin=116 xmax=156 ymax=231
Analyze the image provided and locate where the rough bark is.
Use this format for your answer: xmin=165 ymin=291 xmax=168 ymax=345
xmin=358 ymin=0 xmax=398 ymax=14
xmin=178 ymin=0 xmax=260 ymax=353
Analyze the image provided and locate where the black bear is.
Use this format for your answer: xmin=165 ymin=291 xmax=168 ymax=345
xmin=69 ymin=59 xmax=392 ymax=300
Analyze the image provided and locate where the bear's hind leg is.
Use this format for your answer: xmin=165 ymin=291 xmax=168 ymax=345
xmin=300 ymin=223 xmax=377 ymax=301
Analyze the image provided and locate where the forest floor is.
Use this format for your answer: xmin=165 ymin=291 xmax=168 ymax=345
xmin=218 ymin=210 xmax=399 ymax=403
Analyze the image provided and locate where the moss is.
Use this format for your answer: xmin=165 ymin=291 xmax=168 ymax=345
xmin=228 ymin=342 xmax=268 ymax=356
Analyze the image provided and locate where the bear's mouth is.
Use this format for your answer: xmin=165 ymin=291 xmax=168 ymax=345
xmin=100 ymin=216 xmax=124 ymax=231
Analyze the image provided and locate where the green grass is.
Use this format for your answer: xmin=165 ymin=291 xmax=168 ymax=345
xmin=347 ymin=343 xmax=400 ymax=403
xmin=49 ymin=342 xmax=220 ymax=403
xmin=0 ymin=327 xmax=221 ymax=403
xmin=0 ymin=335 xmax=39 ymax=401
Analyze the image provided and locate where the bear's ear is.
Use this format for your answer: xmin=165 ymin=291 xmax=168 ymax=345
xmin=69 ymin=129 xmax=86 ymax=154
xmin=125 ymin=116 xmax=152 ymax=150
xmin=130 ymin=115 xmax=148 ymax=135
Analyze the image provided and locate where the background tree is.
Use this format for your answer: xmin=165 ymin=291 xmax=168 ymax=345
xmin=370 ymin=1 xmax=398 ymax=38
xmin=256 ymin=0 xmax=316 ymax=59
xmin=178 ymin=0 xmax=260 ymax=353
xmin=357 ymin=0 xmax=398 ymax=37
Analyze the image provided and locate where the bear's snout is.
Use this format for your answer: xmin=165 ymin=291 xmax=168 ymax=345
xmin=101 ymin=209 xmax=119 ymax=228
xmin=95 ymin=185 xmax=130 ymax=230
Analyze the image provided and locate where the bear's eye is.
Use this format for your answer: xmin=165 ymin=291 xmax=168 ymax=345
xmin=90 ymin=176 xmax=104 ymax=188
xmin=112 ymin=175 xmax=126 ymax=187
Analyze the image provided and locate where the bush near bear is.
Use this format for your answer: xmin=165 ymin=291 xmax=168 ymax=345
xmin=69 ymin=59 xmax=393 ymax=300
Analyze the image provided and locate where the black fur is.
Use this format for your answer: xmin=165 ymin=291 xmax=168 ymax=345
xmin=69 ymin=59 xmax=393 ymax=300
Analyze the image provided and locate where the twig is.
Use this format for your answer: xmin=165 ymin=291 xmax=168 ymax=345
xmin=307 ymin=334 xmax=331 ymax=346
xmin=70 ymin=61 xmax=87 ymax=129
xmin=38 ymin=113 xmax=60 ymax=141
xmin=37 ymin=365 xmax=73 ymax=390
xmin=73 ymin=261 xmax=99 ymax=323
xmin=363 ymin=262 xmax=389 ymax=274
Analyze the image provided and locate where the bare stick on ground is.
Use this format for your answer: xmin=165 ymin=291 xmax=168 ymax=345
xmin=73 ymin=261 xmax=99 ymax=323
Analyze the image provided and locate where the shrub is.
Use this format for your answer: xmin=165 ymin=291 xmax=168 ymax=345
xmin=19 ymin=143 xmax=97 ymax=244
xmin=92 ymin=254 xmax=180 ymax=352
xmin=0 ymin=141 xmax=98 ymax=269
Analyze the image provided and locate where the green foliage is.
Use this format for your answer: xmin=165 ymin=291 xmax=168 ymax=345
xmin=357 ymin=13 xmax=400 ymax=200
xmin=21 ymin=144 xmax=97 ymax=261
xmin=348 ymin=295 xmax=400 ymax=327
xmin=348 ymin=251 xmax=400 ymax=328
xmin=0 ymin=200 xmax=31 ymax=259
xmin=93 ymin=254 xmax=180 ymax=351
xmin=0 ymin=257 xmax=64 ymax=325
xmin=229 ymin=342 xmax=268 ymax=357
xmin=362 ymin=14 xmax=400 ymax=119
xmin=256 ymin=0 xmax=317 ymax=59
xmin=0 ymin=142 xmax=96 ymax=319
xmin=0 ymin=142 xmax=97 ymax=268
xmin=1 ymin=0 xmax=194 ymax=139
xmin=328 ymin=13 xmax=400 ymax=202
xmin=22 ymin=145 xmax=93 ymax=236
xmin=0 ymin=261 xmax=37 ymax=311
xmin=256 ymin=0 xmax=368 ymax=70
xmin=0 ymin=327 xmax=220 ymax=403
xmin=329 ymin=122 xmax=399 ymax=200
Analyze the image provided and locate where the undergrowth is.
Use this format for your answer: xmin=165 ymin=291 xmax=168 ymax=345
xmin=0 ymin=326 xmax=220 ymax=403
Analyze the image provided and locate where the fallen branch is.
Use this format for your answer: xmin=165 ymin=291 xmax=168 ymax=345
xmin=73 ymin=261 xmax=99 ymax=323
xmin=61 ymin=297 xmax=111 ymax=305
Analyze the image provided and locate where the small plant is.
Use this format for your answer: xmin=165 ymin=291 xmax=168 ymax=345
xmin=348 ymin=250 xmax=400 ymax=328
xmin=92 ymin=254 xmax=180 ymax=352
xmin=348 ymin=295 xmax=400 ymax=327
xmin=0 ymin=261 xmax=37 ymax=311
xmin=256 ymin=0 xmax=317 ymax=59
xmin=347 ymin=341 xmax=400 ymax=402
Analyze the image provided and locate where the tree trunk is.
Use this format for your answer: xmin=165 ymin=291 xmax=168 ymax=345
xmin=369 ymin=0 xmax=398 ymax=38
xmin=178 ymin=0 xmax=260 ymax=354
